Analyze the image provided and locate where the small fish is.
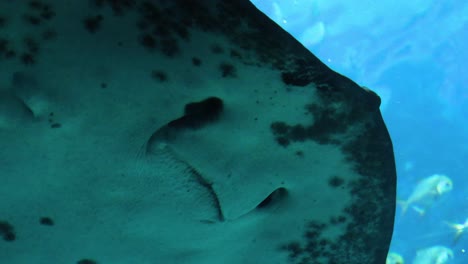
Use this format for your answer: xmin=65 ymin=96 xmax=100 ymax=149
xmin=412 ymin=246 xmax=453 ymax=264
xmin=398 ymin=174 xmax=453 ymax=215
xmin=387 ymin=252 xmax=404 ymax=264
xmin=445 ymin=218 xmax=468 ymax=245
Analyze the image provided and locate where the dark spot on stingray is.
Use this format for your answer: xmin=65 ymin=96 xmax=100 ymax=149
xmin=139 ymin=34 xmax=157 ymax=51
xmin=270 ymin=121 xmax=289 ymax=135
xmin=136 ymin=19 xmax=150 ymax=31
xmin=27 ymin=1 xmax=55 ymax=20
xmin=328 ymin=176 xmax=344 ymax=188
xmin=329 ymin=243 xmax=339 ymax=251
xmin=280 ymin=241 xmax=302 ymax=259
xmin=3 ymin=232 xmax=15 ymax=241
xmin=148 ymin=97 xmax=224 ymax=145
xmin=290 ymin=125 xmax=307 ymax=142
xmin=20 ymin=53 xmax=35 ymax=65
xmin=295 ymin=150 xmax=304 ymax=157
xmin=151 ymin=70 xmax=168 ymax=82
xmin=40 ymin=7 xmax=56 ymax=20
xmin=230 ymin=49 xmax=242 ymax=59
xmin=0 ymin=16 xmax=8 ymax=28
xmin=51 ymin=123 xmax=61 ymax=128
xmin=173 ymin=24 xmax=189 ymax=40
xmin=39 ymin=217 xmax=54 ymax=226
xmin=23 ymin=14 xmax=42 ymax=26
xmin=210 ymin=44 xmax=224 ymax=54
xmin=137 ymin=2 xmax=161 ymax=24
xmin=168 ymin=97 xmax=223 ymax=130
xmin=275 ymin=137 xmax=290 ymax=147
xmin=184 ymin=97 xmax=223 ymax=119
xmin=23 ymin=37 xmax=40 ymax=54
xmin=329 ymin=215 xmax=347 ymax=225
xmin=83 ymin=15 xmax=103 ymax=34
xmin=90 ymin=0 xmax=133 ymax=16
xmin=147 ymin=97 xmax=224 ymax=147
xmin=281 ymin=71 xmax=311 ymax=87
xmin=100 ymin=82 xmax=107 ymax=89
xmin=256 ymin=187 xmax=288 ymax=209
xmin=91 ymin=0 xmax=104 ymax=8
xmin=153 ymin=25 xmax=171 ymax=37
xmin=0 ymin=221 xmax=15 ymax=242
xmin=319 ymin=239 xmax=329 ymax=246
xmin=219 ymin=62 xmax=236 ymax=78
xmin=192 ymin=57 xmax=201 ymax=66
xmin=42 ymin=29 xmax=57 ymax=40
xmin=270 ymin=103 xmax=352 ymax=146
xmin=199 ymin=219 xmax=216 ymax=224
xmin=0 ymin=38 xmax=8 ymax=52
xmin=115 ymin=0 xmax=136 ymax=15
xmin=305 ymin=230 xmax=319 ymax=240
xmin=160 ymin=37 xmax=179 ymax=57
xmin=77 ymin=259 xmax=97 ymax=264
xmin=5 ymin=50 xmax=16 ymax=59
xmin=28 ymin=0 xmax=44 ymax=10
xmin=280 ymin=220 xmax=337 ymax=260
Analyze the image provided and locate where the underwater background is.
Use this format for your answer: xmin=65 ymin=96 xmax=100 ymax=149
xmin=251 ymin=0 xmax=467 ymax=263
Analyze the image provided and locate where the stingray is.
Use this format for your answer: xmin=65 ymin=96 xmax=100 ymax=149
xmin=0 ymin=0 xmax=396 ymax=263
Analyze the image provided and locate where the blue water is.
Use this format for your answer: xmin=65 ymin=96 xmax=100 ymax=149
xmin=252 ymin=1 xmax=468 ymax=263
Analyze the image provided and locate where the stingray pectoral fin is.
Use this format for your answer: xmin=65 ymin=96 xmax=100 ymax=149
xmin=0 ymin=0 xmax=395 ymax=263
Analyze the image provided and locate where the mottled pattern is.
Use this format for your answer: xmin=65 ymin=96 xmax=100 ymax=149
xmin=0 ymin=0 xmax=395 ymax=263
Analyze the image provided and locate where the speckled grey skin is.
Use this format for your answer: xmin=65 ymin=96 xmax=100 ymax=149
xmin=0 ymin=1 xmax=396 ymax=263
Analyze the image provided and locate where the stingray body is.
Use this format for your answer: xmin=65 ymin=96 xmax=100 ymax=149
xmin=0 ymin=1 xmax=396 ymax=263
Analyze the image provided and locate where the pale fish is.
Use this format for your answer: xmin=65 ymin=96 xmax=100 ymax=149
xmin=387 ymin=252 xmax=404 ymax=264
xmin=412 ymin=246 xmax=453 ymax=264
xmin=445 ymin=217 xmax=468 ymax=245
xmin=399 ymin=174 xmax=453 ymax=215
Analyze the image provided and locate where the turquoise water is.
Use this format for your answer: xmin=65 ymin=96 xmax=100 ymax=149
xmin=252 ymin=0 xmax=467 ymax=263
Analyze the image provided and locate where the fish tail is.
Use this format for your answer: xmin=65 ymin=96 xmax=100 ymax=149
xmin=453 ymin=232 xmax=463 ymax=246
xmin=445 ymin=221 xmax=465 ymax=245
xmin=411 ymin=205 xmax=426 ymax=216
xmin=397 ymin=200 xmax=409 ymax=215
